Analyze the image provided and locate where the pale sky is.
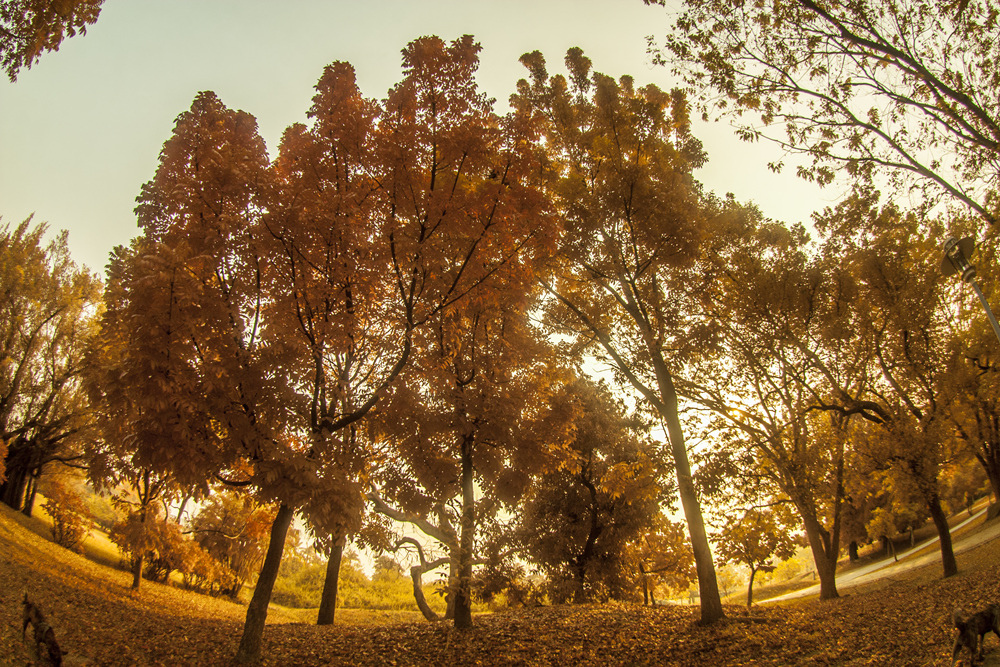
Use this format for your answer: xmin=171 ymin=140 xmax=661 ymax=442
xmin=0 ymin=0 xmax=835 ymax=274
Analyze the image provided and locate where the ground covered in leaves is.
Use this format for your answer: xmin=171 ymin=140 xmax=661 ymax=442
xmin=3 ymin=505 xmax=1000 ymax=666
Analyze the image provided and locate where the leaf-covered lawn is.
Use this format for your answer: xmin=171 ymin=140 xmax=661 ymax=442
xmin=3 ymin=504 xmax=999 ymax=666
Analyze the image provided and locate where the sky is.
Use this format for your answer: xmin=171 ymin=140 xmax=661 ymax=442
xmin=0 ymin=0 xmax=838 ymax=275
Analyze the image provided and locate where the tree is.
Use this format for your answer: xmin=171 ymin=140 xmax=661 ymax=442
xmin=93 ymin=90 xmax=307 ymax=654
xmin=678 ymin=211 xmax=866 ymax=601
xmin=266 ymin=35 xmax=556 ymax=633
xmin=715 ymin=508 xmax=796 ymax=609
xmin=41 ymin=478 xmax=92 ymax=552
xmin=371 ymin=298 xmax=568 ymax=627
xmin=943 ymin=229 xmax=1000 ymax=504
xmin=652 ymin=0 xmax=1000 ymax=224
xmin=818 ymin=193 xmax=961 ymax=577
xmin=100 ymin=34 xmax=557 ymax=661
xmin=1 ymin=0 xmax=105 ymax=81
xmin=0 ymin=219 xmax=100 ymax=515
xmin=190 ymin=489 xmax=276 ymax=598
xmin=515 ymin=47 xmax=727 ymax=624
xmin=632 ymin=516 xmax=696 ymax=606
xmin=517 ymin=378 xmax=672 ymax=604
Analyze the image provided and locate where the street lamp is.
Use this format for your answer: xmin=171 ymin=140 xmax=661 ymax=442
xmin=941 ymin=236 xmax=1000 ymax=345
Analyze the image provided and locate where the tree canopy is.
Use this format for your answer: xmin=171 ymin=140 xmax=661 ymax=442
xmin=651 ymin=0 xmax=1000 ymax=223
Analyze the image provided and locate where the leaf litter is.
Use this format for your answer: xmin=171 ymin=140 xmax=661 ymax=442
xmin=2 ymin=505 xmax=999 ymax=665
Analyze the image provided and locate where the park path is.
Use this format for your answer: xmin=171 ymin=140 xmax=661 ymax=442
xmin=763 ymin=507 xmax=1000 ymax=665
xmin=764 ymin=507 xmax=1000 ymax=604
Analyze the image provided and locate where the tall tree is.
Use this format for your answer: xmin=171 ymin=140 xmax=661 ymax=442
xmin=0 ymin=219 xmax=100 ymax=514
xmin=681 ymin=212 xmax=869 ymax=600
xmin=372 ymin=298 xmax=569 ymax=628
xmin=264 ymin=35 xmax=556 ymax=633
xmin=1 ymin=0 xmax=105 ymax=81
xmin=817 ymin=192 xmax=960 ymax=577
xmin=514 ymin=47 xmax=727 ymax=624
xmin=92 ymin=92 xmax=306 ymax=664
xmin=99 ymin=34 xmax=557 ymax=662
xmin=943 ymin=228 xmax=1000 ymax=503
xmin=652 ymin=0 xmax=1000 ymax=224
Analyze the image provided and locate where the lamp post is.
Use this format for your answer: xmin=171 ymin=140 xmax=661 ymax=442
xmin=941 ymin=236 xmax=1000 ymax=345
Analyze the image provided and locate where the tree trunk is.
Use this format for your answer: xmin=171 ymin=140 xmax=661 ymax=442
xmin=445 ymin=558 xmax=457 ymax=620
xmin=131 ymin=552 xmax=144 ymax=590
xmin=656 ymin=370 xmax=724 ymax=624
xmin=131 ymin=504 xmax=147 ymax=590
xmin=746 ymin=567 xmax=757 ymax=609
xmin=573 ymin=475 xmax=601 ymax=604
xmin=987 ymin=463 xmax=1000 ymax=507
xmin=640 ymin=563 xmax=649 ymax=606
xmin=22 ymin=469 xmax=39 ymax=517
xmin=409 ymin=566 xmax=440 ymax=621
xmin=848 ymin=540 xmax=859 ymax=561
xmin=453 ymin=437 xmax=475 ymax=630
xmin=236 ymin=503 xmax=294 ymax=664
xmin=926 ymin=491 xmax=958 ymax=577
xmin=316 ymin=538 xmax=345 ymax=626
xmin=800 ymin=510 xmax=839 ymax=600
xmin=1 ymin=460 xmax=28 ymax=510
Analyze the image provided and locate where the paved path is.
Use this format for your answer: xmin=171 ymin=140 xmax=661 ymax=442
xmin=762 ymin=507 xmax=1000 ymax=665
xmin=765 ymin=508 xmax=1000 ymax=603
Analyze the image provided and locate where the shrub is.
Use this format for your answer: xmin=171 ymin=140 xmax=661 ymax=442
xmin=179 ymin=540 xmax=235 ymax=596
xmin=109 ymin=504 xmax=185 ymax=580
xmin=42 ymin=480 xmax=92 ymax=553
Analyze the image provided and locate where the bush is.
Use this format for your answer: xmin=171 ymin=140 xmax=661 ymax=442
xmin=42 ymin=481 xmax=92 ymax=553
xmin=109 ymin=504 xmax=185 ymax=579
xmin=179 ymin=540 xmax=235 ymax=597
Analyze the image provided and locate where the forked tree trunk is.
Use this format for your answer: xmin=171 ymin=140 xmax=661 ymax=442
xmin=926 ymin=491 xmax=958 ymax=577
xmin=746 ymin=567 xmax=758 ymax=609
xmin=316 ymin=538 xmax=345 ymax=625
xmin=453 ymin=436 xmax=475 ymax=629
xmin=236 ymin=503 xmax=294 ymax=664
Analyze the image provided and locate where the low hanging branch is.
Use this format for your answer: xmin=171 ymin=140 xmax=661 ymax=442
xmin=393 ymin=537 xmax=451 ymax=621
xmin=394 ymin=536 xmax=451 ymax=622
